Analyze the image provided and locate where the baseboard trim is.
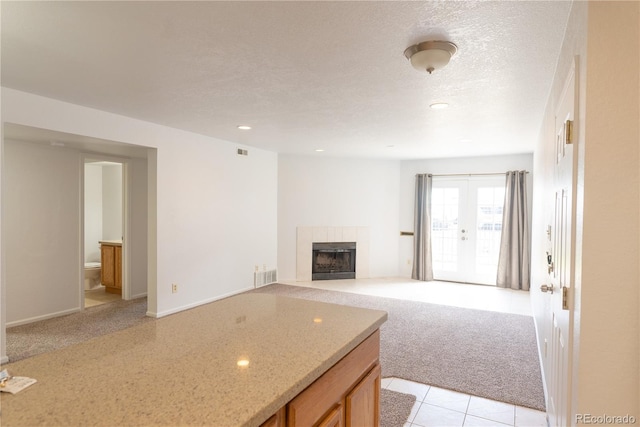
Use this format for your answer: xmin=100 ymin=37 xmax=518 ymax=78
xmin=7 ymin=307 xmax=81 ymax=328
xmin=151 ymin=286 xmax=254 ymax=319
xmin=130 ymin=292 xmax=147 ymax=300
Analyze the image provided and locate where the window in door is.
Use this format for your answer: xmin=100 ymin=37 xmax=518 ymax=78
xmin=431 ymin=177 xmax=505 ymax=285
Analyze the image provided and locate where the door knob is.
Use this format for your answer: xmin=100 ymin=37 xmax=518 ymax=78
xmin=540 ymin=284 xmax=554 ymax=294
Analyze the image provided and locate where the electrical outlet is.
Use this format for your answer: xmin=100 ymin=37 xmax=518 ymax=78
xmin=255 ymin=265 xmax=259 ymax=272
xmin=172 ymin=283 xmax=178 ymax=293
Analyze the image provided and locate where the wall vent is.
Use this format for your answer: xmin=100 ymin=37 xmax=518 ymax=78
xmin=254 ymin=269 xmax=277 ymax=287
xmin=237 ymin=148 xmax=248 ymax=156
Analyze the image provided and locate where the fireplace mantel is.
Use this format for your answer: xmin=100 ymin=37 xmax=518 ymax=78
xmin=296 ymin=226 xmax=369 ymax=281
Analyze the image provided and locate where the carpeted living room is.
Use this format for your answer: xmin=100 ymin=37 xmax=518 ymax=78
xmin=3 ymin=1 xmax=639 ymax=426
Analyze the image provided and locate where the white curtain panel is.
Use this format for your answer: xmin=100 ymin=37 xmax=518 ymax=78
xmin=496 ymin=171 xmax=530 ymax=290
xmin=412 ymin=174 xmax=434 ymax=281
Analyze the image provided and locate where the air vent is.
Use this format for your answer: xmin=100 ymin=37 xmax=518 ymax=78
xmin=237 ymin=148 xmax=248 ymax=156
xmin=254 ymin=269 xmax=277 ymax=287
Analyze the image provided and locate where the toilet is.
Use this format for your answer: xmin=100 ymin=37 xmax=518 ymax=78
xmin=84 ymin=262 xmax=102 ymax=290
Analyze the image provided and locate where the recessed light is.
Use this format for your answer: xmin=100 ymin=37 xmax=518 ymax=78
xmin=429 ymin=103 xmax=449 ymax=110
xmin=315 ymin=149 xmax=325 ymax=152
xmin=237 ymin=359 xmax=250 ymax=367
xmin=386 ymin=145 xmax=395 ymax=148
xmin=237 ymin=125 xmax=252 ymax=130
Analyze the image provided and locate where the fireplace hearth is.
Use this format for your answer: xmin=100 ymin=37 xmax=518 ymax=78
xmin=312 ymin=242 xmax=356 ymax=280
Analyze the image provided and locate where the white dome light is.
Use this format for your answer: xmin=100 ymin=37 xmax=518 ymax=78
xmin=404 ymin=41 xmax=458 ymax=74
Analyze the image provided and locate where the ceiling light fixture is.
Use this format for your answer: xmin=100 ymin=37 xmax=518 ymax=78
xmin=237 ymin=125 xmax=252 ymax=130
xmin=429 ymin=102 xmax=449 ymax=110
xmin=404 ymin=40 xmax=458 ymax=74
xmin=315 ymin=149 xmax=325 ymax=152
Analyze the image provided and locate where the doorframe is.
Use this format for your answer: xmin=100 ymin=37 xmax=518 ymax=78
xmin=80 ymin=153 xmax=131 ymax=308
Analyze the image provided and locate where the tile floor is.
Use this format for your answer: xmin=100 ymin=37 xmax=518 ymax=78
xmin=281 ymin=277 xmax=546 ymax=427
xmin=280 ymin=277 xmax=533 ymax=316
xmin=84 ymin=287 xmax=121 ymax=308
xmin=383 ymin=377 xmax=547 ymax=427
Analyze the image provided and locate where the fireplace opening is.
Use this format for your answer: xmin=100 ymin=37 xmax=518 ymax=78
xmin=312 ymin=242 xmax=356 ymax=280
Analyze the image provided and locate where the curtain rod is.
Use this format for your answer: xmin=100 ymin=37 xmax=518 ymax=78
xmin=417 ymin=171 xmax=529 ymax=177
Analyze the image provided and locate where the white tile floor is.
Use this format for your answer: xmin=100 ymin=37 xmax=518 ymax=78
xmin=280 ymin=277 xmax=547 ymax=427
xmin=383 ymin=377 xmax=547 ymax=427
xmin=280 ymin=277 xmax=533 ymax=316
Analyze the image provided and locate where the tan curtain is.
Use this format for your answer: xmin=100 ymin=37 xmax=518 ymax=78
xmin=412 ymin=174 xmax=434 ymax=281
xmin=497 ymin=171 xmax=530 ymax=290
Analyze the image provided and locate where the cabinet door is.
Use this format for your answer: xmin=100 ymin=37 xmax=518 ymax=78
xmin=101 ymin=245 xmax=115 ymax=287
xmin=260 ymin=407 xmax=286 ymax=427
xmin=318 ymin=405 xmax=344 ymax=427
xmin=345 ymin=363 xmax=381 ymax=427
xmin=115 ymin=245 xmax=122 ymax=288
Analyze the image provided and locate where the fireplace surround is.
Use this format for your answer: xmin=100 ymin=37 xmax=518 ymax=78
xmin=296 ymin=226 xmax=369 ymax=281
xmin=312 ymin=242 xmax=356 ymax=280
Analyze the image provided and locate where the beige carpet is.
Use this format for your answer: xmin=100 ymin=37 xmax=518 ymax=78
xmin=251 ymin=283 xmax=546 ymax=411
xmin=381 ymin=389 xmax=416 ymax=427
xmin=6 ymin=297 xmax=150 ymax=362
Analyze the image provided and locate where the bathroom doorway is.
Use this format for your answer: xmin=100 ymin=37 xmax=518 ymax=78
xmin=83 ymin=158 xmax=125 ymax=308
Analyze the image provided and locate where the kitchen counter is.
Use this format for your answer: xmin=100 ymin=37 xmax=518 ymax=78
xmin=0 ymin=292 xmax=387 ymax=426
xmin=98 ymin=239 xmax=122 ymax=246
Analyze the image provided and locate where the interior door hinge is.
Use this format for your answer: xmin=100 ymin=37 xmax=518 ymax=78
xmin=565 ymin=119 xmax=573 ymax=144
xmin=562 ymin=286 xmax=570 ymax=310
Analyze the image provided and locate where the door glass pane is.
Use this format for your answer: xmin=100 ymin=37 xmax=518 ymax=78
xmin=475 ymin=186 xmax=505 ymax=278
xmin=431 ymin=187 xmax=459 ymax=272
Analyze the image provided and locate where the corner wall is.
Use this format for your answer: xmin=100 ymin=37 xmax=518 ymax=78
xmin=532 ymin=0 xmax=639 ymax=421
xmin=1 ymin=88 xmax=278 ymax=322
xmin=574 ymin=1 xmax=639 ymax=417
xmin=277 ymin=154 xmax=401 ymax=281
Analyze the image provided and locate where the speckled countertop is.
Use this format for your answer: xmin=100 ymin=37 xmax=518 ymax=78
xmin=1 ymin=293 xmax=387 ymax=427
xmin=99 ymin=239 xmax=122 ymax=246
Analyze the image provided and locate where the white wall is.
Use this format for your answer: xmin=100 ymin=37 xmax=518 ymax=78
xmin=84 ymin=164 xmax=103 ymax=262
xmin=574 ymin=1 xmax=638 ymax=417
xmin=2 ymin=88 xmax=278 ymax=322
xmin=4 ymin=140 xmax=81 ymax=325
xmin=102 ymin=163 xmax=122 ymax=241
xmin=399 ymin=154 xmax=533 ymax=277
xmin=278 ymin=154 xmax=401 ymax=281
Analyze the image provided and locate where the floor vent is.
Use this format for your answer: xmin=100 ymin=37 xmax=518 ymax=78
xmin=254 ymin=269 xmax=277 ymax=287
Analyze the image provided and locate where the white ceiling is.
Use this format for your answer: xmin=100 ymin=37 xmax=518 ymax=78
xmin=1 ymin=1 xmax=572 ymax=160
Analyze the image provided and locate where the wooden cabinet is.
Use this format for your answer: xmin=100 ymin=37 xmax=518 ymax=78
xmin=261 ymin=407 xmax=286 ymax=427
xmin=100 ymin=241 xmax=122 ymax=295
xmin=283 ymin=330 xmax=381 ymax=427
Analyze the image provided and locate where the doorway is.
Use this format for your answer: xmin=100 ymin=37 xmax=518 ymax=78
xmin=83 ymin=159 xmax=125 ymax=308
xmin=431 ymin=176 xmax=505 ymax=285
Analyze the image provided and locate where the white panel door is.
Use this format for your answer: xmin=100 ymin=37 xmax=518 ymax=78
xmin=431 ymin=177 xmax=505 ymax=285
xmin=545 ymin=60 xmax=576 ymax=427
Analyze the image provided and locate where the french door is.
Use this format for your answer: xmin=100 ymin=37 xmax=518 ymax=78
xmin=431 ymin=176 xmax=505 ymax=285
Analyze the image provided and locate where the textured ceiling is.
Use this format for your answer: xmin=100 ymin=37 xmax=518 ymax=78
xmin=1 ymin=1 xmax=572 ymax=159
